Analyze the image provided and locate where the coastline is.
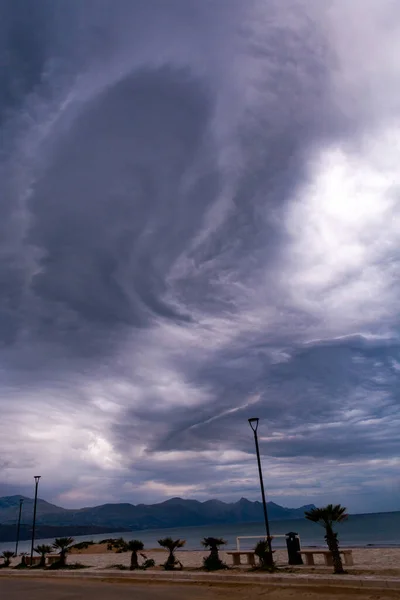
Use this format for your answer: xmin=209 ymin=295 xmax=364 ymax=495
xmin=13 ymin=546 xmax=398 ymax=575
xmin=2 ymin=511 xmax=400 ymax=551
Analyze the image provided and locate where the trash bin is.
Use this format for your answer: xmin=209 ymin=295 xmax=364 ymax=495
xmin=285 ymin=531 xmax=303 ymax=565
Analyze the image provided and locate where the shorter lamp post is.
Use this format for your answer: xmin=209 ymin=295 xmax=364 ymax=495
xmin=15 ymin=498 xmax=24 ymax=555
xmin=30 ymin=476 xmax=41 ymax=565
xmin=248 ymin=417 xmax=273 ymax=565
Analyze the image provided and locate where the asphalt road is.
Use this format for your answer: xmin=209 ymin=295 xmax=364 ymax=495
xmin=1 ymin=578 xmax=400 ymax=600
xmin=1 ymin=579 xmax=206 ymax=600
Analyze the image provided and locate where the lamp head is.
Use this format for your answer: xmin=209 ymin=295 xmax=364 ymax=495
xmin=34 ymin=476 xmax=41 ymax=483
xmin=248 ymin=417 xmax=259 ymax=432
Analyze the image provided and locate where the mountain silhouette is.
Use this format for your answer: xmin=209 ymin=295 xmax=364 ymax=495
xmin=0 ymin=494 xmax=315 ymax=541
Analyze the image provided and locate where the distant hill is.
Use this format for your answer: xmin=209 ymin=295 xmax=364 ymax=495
xmin=0 ymin=495 xmax=316 ymax=541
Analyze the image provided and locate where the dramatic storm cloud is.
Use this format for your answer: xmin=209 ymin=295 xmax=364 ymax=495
xmin=1 ymin=0 xmax=399 ymax=513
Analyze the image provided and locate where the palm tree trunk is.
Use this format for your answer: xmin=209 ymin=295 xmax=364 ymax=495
xmin=264 ymin=551 xmax=274 ymax=567
xmin=167 ymin=550 xmax=175 ymax=568
xmin=325 ymin=530 xmax=345 ymax=574
xmin=40 ymin=554 xmax=46 ymax=568
xmin=210 ymin=547 xmax=219 ymax=560
xmin=130 ymin=551 xmax=138 ymax=570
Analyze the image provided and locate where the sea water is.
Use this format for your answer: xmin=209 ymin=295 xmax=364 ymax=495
xmin=2 ymin=511 xmax=399 ymax=554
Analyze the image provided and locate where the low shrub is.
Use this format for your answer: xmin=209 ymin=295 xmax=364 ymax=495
xmin=254 ymin=540 xmax=275 ymax=570
xmin=1 ymin=551 xmax=14 ymax=567
xmin=107 ymin=563 xmax=129 ymax=570
xmin=14 ymin=561 xmax=29 ymax=570
xmin=141 ymin=558 xmax=155 ymax=569
xmin=72 ymin=541 xmax=94 ymax=550
xmin=48 ymin=561 xmax=87 ymax=570
xmin=203 ymin=554 xmax=228 ymax=571
xmin=202 ymin=537 xmax=227 ymax=571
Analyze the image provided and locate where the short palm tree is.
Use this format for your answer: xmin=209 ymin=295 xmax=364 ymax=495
xmin=19 ymin=552 xmax=28 ymax=566
xmin=34 ymin=544 xmax=53 ymax=568
xmin=202 ymin=537 xmax=227 ymax=570
xmin=305 ymin=504 xmax=348 ymax=574
xmin=1 ymin=551 xmax=15 ymax=567
xmin=254 ymin=540 xmax=271 ymax=568
xmin=53 ymin=537 xmax=75 ymax=567
xmin=126 ymin=540 xmax=144 ymax=570
xmin=158 ymin=537 xmax=185 ymax=570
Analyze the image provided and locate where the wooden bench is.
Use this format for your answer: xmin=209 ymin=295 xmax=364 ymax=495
xmin=26 ymin=556 xmax=41 ymax=566
xmin=298 ymin=549 xmax=353 ymax=566
xmin=227 ymin=551 xmax=256 ymax=566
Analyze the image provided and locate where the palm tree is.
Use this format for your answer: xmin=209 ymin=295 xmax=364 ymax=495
xmin=53 ymin=537 xmax=75 ymax=567
xmin=126 ymin=540 xmax=144 ymax=570
xmin=254 ymin=540 xmax=275 ymax=569
xmin=1 ymin=551 xmax=15 ymax=567
xmin=305 ymin=504 xmax=348 ymax=574
xmin=158 ymin=537 xmax=185 ymax=570
xmin=34 ymin=544 xmax=53 ymax=568
xmin=19 ymin=552 xmax=28 ymax=567
xmin=202 ymin=537 xmax=226 ymax=570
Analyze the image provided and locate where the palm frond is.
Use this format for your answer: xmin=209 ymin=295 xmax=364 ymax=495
xmin=34 ymin=544 xmax=52 ymax=555
xmin=53 ymin=537 xmax=74 ymax=550
xmin=158 ymin=537 xmax=185 ymax=550
xmin=202 ymin=537 xmax=226 ymax=549
xmin=127 ymin=540 xmax=144 ymax=551
xmin=305 ymin=504 xmax=348 ymax=526
xmin=158 ymin=537 xmax=174 ymax=549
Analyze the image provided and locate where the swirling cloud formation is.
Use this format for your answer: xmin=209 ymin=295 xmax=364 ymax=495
xmin=1 ymin=0 xmax=399 ymax=512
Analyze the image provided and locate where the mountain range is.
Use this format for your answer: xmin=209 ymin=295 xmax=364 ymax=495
xmin=0 ymin=495 xmax=315 ymax=542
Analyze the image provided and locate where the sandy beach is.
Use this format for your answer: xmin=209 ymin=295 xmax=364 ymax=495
xmin=3 ymin=543 xmax=399 ymax=584
xmin=37 ymin=544 xmax=400 ymax=576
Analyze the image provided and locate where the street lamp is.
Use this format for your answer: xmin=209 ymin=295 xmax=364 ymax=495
xmin=248 ymin=418 xmax=273 ymax=565
xmin=30 ymin=476 xmax=41 ymax=565
xmin=15 ymin=498 xmax=24 ymax=556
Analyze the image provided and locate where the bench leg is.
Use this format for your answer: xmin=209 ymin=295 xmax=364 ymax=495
xmin=344 ymin=554 xmax=353 ymax=566
xmin=246 ymin=554 xmax=255 ymax=566
xmin=232 ymin=555 xmax=241 ymax=566
xmin=305 ymin=555 xmax=315 ymax=566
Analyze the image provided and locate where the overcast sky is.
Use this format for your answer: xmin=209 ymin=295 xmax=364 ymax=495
xmin=1 ymin=0 xmax=399 ymax=514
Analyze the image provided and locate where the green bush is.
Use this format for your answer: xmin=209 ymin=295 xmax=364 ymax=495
xmin=107 ymin=563 xmax=129 ymax=570
xmin=1 ymin=551 xmax=14 ymax=567
xmin=14 ymin=561 xmax=29 ymax=570
xmin=203 ymin=554 xmax=228 ymax=571
xmin=141 ymin=558 xmax=155 ymax=569
xmin=254 ymin=540 xmax=275 ymax=570
xmin=72 ymin=541 xmax=94 ymax=550
xmin=202 ymin=537 xmax=228 ymax=571
xmin=48 ymin=561 xmax=87 ymax=570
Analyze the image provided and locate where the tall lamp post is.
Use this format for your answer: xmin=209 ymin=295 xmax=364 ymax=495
xmin=248 ymin=418 xmax=273 ymax=565
xmin=30 ymin=476 xmax=41 ymax=565
xmin=15 ymin=498 xmax=24 ymax=555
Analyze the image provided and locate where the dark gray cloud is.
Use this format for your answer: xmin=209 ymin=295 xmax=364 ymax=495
xmin=1 ymin=0 xmax=400 ymax=514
